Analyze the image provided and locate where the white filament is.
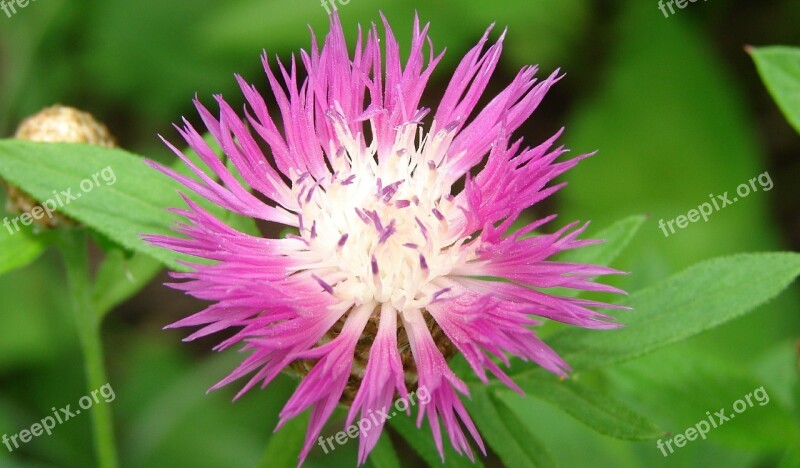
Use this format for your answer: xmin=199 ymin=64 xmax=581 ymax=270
xmin=289 ymin=113 xmax=477 ymax=312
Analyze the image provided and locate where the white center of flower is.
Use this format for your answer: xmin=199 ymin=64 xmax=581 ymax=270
xmin=289 ymin=114 xmax=476 ymax=311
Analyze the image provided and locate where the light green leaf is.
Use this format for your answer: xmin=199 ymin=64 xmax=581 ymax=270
xmin=535 ymin=252 xmax=800 ymax=373
xmin=548 ymin=214 xmax=645 ymax=302
xmin=465 ymin=385 xmax=559 ymax=468
xmin=750 ymin=46 xmax=800 ymax=136
xmin=560 ymin=215 xmax=646 ymax=267
xmin=257 ymin=412 xmax=308 ymax=468
xmin=500 ymin=373 xmax=662 ymax=441
xmin=387 ymin=411 xmax=483 ymax=468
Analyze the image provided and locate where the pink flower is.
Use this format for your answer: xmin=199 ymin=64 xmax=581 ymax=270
xmin=147 ymin=13 xmax=625 ymax=466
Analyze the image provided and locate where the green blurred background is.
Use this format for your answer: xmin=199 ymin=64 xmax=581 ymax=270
xmin=1 ymin=0 xmax=799 ymax=467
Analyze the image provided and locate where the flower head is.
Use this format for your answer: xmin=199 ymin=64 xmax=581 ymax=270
xmin=147 ymin=13 xmax=625 ymax=465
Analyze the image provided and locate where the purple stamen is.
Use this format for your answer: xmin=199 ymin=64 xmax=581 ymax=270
xmin=337 ymin=233 xmax=349 ymax=248
xmin=305 ymin=184 xmax=317 ymax=203
xmin=381 ymin=181 xmax=403 ymax=201
xmin=444 ymin=119 xmax=460 ymax=133
xmin=419 ymin=254 xmax=429 ymax=271
xmin=410 ymin=107 xmax=430 ymax=124
xmin=415 ymin=217 xmax=429 ymax=240
xmin=296 ymin=187 xmax=307 ymax=206
xmin=325 ymin=108 xmax=347 ymax=126
xmin=432 ymin=287 xmax=452 ymax=301
xmin=311 ymin=274 xmax=334 ymax=295
xmin=379 ymin=220 xmax=396 ymax=244
xmin=371 ymin=256 xmax=379 ymax=275
xmin=432 ymin=208 xmax=445 ymax=221
xmin=395 ymin=199 xmax=411 ymax=208
xmin=367 ymin=210 xmax=384 ymax=232
xmin=354 ymin=208 xmax=370 ymax=224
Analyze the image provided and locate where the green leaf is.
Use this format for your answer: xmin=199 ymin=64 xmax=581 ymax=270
xmin=0 ymin=139 xmax=261 ymax=273
xmin=0 ymin=224 xmax=52 ymax=276
xmin=548 ymin=214 xmax=645 ymax=302
xmin=608 ymin=347 xmax=800 ymax=450
xmin=501 ymin=373 xmax=662 ymax=441
xmin=92 ymin=250 xmax=164 ymax=318
xmin=368 ymin=433 xmax=401 ymax=468
xmin=465 ymin=385 xmax=559 ymax=467
xmin=0 ymin=140 xmax=192 ymax=270
xmin=750 ymin=46 xmax=800 ymax=136
xmin=257 ymin=412 xmax=308 ymax=468
xmin=532 ymin=252 xmax=800 ymax=373
xmin=560 ymin=215 xmax=646 ymax=267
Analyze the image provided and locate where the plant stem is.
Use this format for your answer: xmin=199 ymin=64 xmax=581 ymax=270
xmin=60 ymin=229 xmax=119 ymax=468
